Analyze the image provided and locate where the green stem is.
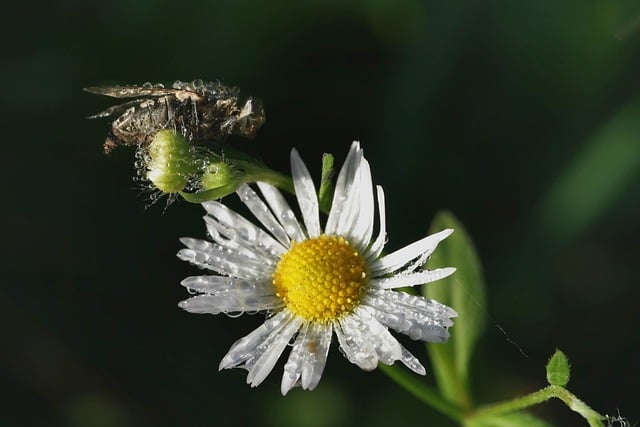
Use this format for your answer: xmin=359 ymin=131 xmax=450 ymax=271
xmin=378 ymin=364 xmax=463 ymax=422
xmin=238 ymin=160 xmax=295 ymax=194
xmin=469 ymin=385 xmax=605 ymax=426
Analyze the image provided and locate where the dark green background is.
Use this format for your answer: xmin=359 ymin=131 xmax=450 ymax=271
xmin=4 ymin=1 xmax=639 ymax=426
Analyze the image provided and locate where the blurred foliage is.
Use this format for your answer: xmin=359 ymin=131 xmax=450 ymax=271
xmin=2 ymin=0 xmax=640 ymax=426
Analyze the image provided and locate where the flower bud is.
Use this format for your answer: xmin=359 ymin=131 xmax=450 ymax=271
xmin=177 ymin=161 xmax=244 ymax=203
xmin=546 ymin=349 xmax=571 ymax=387
xmin=146 ymin=130 xmax=197 ymax=193
xmin=200 ymin=161 xmax=238 ymax=190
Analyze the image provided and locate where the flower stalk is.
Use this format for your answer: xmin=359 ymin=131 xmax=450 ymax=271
xmin=467 ymin=385 xmax=606 ymax=427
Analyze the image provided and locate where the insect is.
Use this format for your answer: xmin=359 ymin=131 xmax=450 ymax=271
xmin=85 ymin=79 xmax=265 ymax=153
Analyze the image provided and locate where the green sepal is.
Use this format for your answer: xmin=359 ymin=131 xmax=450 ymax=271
xmin=178 ymin=184 xmax=240 ymax=203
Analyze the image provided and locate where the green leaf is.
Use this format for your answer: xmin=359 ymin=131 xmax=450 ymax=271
xmin=424 ymin=210 xmax=486 ymax=408
xmin=466 ymin=411 xmax=554 ymax=427
xmin=546 ymin=349 xmax=571 ymax=387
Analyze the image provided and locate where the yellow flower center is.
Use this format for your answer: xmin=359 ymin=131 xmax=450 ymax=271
xmin=272 ymin=235 xmax=368 ymax=323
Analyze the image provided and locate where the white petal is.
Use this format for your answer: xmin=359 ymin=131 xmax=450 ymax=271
xmin=257 ymin=182 xmax=306 ymax=242
xmin=365 ymin=186 xmax=387 ymax=261
xmin=203 ymin=216 xmax=283 ymax=262
xmin=371 ymin=267 xmax=456 ymax=289
xmin=180 ymin=275 xmax=275 ymax=296
xmin=202 ymin=201 xmax=287 ymax=255
xmin=300 ymin=323 xmax=332 ymax=390
xmin=203 ymin=217 xmax=266 ymax=259
xmin=370 ymin=229 xmax=454 ymax=275
xmin=325 ymin=141 xmax=363 ymax=236
xmin=291 ymin=148 xmax=321 ymax=238
xmin=352 ymin=307 xmax=402 ymax=365
xmin=236 ymin=184 xmax=291 ymax=247
xmin=399 ymin=345 xmax=426 ymax=375
xmin=177 ymin=238 xmax=270 ymax=280
xmin=336 ymin=307 xmax=416 ymax=372
xmin=219 ymin=310 xmax=293 ymax=370
xmin=281 ymin=323 xmax=332 ymax=395
xmin=364 ymin=289 xmax=457 ymax=342
xmin=335 ymin=315 xmax=378 ymax=371
xmin=281 ymin=323 xmax=306 ymax=394
xmin=178 ymin=292 xmax=282 ymax=314
xmin=246 ymin=316 xmax=303 ymax=387
xmin=346 ymin=157 xmax=375 ymax=250
xmin=219 ymin=311 xmax=303 ymax=388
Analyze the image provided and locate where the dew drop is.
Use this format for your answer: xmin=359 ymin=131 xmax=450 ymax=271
xmin=226 ymin=311 xmax=244 ymax=319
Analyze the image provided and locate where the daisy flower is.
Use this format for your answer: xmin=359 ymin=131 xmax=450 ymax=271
xmin=177 ymin=141 xmax=457 ymax=395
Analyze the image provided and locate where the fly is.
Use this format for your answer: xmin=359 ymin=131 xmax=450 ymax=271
xmin=85 ymin=79 xmax=265 ymax=153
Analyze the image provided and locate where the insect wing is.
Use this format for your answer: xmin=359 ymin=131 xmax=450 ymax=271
xmin=86 ymin=98 xmax=147 ymax=119
xmin=83 ymin=85 xmax=178 ymax=99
